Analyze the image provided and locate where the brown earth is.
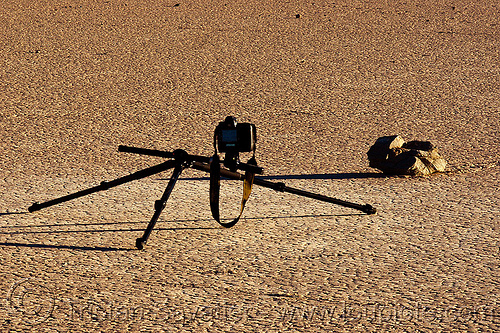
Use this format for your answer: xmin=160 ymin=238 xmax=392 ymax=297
xmin=1 ymin=1 xmax=499 ymax=332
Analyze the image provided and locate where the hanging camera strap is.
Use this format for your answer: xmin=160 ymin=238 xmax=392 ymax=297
xmin=209 ymin=152 xmax=257 ymax=228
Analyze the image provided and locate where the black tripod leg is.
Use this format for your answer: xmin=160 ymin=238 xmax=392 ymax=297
xmin=28 ymin=160 xmax=177 ymax=212
xmin=190 ymin=162 xmax=376 ymax=215
xmin=136 ymin=163 xmax=184 ymax=250
xmin=253 ymin=178 xmax=377 ymax=214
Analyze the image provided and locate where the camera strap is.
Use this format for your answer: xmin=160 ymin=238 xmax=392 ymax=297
xmin=209 ymin=153 xmax=257 ymax=228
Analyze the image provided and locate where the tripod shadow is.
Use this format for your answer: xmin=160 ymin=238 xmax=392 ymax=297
xmin=0 ymin=213 xmax=362 ymax=251
xmin=0 ymin=220 xmax=212 ymax=251
xmin=0 ymin=242 xmax=131 ymax=251
xmin=175 ymin=172 xmax=386 ymax=181
xmin=257 ymin=172 xmax=386 ymax=180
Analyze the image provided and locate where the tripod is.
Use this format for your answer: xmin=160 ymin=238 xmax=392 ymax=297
xmin=29 ymin=145 xmax=376 ymax=250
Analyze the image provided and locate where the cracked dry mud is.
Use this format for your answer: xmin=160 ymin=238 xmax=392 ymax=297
xmin=1 ymin=1 xmax=499 ymax=332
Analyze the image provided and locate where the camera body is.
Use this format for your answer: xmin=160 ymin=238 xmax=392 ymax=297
xmin=215 ymin=116 xmax=256 ymax=154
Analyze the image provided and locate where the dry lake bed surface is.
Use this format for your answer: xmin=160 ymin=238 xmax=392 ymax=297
xmin=1 ymin=1 xmax=499 ymax=332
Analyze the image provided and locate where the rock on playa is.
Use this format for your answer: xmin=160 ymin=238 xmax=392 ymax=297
xmin=367 ymin=135 xmax=447 ymax=176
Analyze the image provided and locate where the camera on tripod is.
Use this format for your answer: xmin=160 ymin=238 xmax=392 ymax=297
xmin=28 ymin=115 xmax=376 ymax=250
xmin=214 ymin=116 xmax=256 ymax=171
